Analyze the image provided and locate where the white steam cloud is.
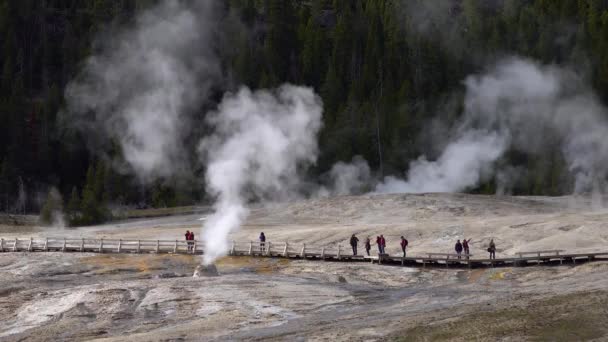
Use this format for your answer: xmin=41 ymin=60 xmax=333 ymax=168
xmin=316 ymin=156 xmax=371 ymax=197
xmin=377 ymin=57 xmax=608 ymax=195
xmin=463 ymin=57 xmax=608 ymax=194
xmin=199 ymin=85 xmax=323 ymax=264
xmin=63 ymin=1 xmax=219 ymax=181
xmin=376 ymin=131 xmax=508 ymax=193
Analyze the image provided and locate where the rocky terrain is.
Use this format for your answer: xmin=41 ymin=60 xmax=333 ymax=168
xmin=1 ymin=193 xmax=608 ymax=341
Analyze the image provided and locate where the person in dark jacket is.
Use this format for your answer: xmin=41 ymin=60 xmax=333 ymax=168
xmin=365 ymin=237 xmax=371 ymax=256
xmin=259 ymin=232 xmax=266 ymax=252
xmin=488 ymin=239 xmax=496 ymax=259
xmin=455 ymin=239 xmax=463 ymax=259
xmin=376 ymin=236 xmax=382 ymax=253
xmin=350 ymin=234 xmax=359 ymax=255
xmin=400 ymin=236 xmax=408 ymax=257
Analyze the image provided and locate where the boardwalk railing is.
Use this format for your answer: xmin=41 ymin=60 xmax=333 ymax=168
xmin=1 ymin=237 xmax=608 ymax=269
xmin=516 ymin=250 xmax=564 ymax=258
xmin=0 ymin=237 xmax=202 ymax=254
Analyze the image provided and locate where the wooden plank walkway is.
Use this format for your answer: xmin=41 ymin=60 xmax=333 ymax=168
xmin=1 ymin=237 xmax=608 ymax=268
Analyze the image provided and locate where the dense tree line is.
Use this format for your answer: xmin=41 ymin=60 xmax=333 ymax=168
xmin=2 ymin=0 xmax=608 ymax=221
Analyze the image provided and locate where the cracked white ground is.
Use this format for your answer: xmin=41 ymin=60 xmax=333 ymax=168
xmin=1 ymin=193 xmax=608 ymax=341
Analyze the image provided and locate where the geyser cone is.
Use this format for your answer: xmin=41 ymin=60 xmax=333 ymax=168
xmin=193 ymin=264 xmax=219 ymax=277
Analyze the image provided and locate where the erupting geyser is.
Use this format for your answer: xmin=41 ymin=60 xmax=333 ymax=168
xmin=199 ymin=85 xmax=323 ymax=265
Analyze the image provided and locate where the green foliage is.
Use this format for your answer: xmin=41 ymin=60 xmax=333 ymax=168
xmin=75 ymin=162 xmax=111 ymax=226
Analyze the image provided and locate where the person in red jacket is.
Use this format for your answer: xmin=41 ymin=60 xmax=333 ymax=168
xmin=462 ymin=238 xmax=472 ymax=257
xmin=400 ymin=236 xmax=408 ymax=257
xmin=380 ymin=235 xmax=386 ymax=254
xmin=188 ymin=231 xmax=195 ymax=252
xmin=376 ymin=236 xmax=382 ymax=254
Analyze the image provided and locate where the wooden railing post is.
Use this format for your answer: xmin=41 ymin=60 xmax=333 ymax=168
xmin=44 ymin=238 xmax=48 ymax=251
xmin=230 ymin=240 xmax=236 ymax=255
xmin=337 ymin=244 xmax=341 ymax=259
xmin=118 ymin=239 xmax=122 ymax=253
xmin=0 ymin=238 xmax=4 ymax=252
xmin=81 ymin=238 xmax=85 ymax=252
xmin=62 ymin=238 xmax=66 ymax=252
xmin=99 ymin=239 xmax=104 ymax=253
xmin=156 ymin=240 xmax=160 ymax=253
xmin=192 ymin=240 xmax=197 ymax=254
xmin=137 ymin=240 xmax=141 ymax=254
xmin=13 ymin=238 xmax=18 ymax=252
xmin=301 ymin=243 xmax=306 ymax=258
xmin=283 ymin=242 xmax=288 ymax=257
xmin=266 ymin=242 xmax=271 ymax=256
xmin=321 ymin=247 xmax=325 ymax=260
xmin=174 ymin=240 xmax=178 ymax=253
xmin=28 ymin=237 xmax=33 ymax=252
xmin=248 ymin=241 xmax=253 ymax=255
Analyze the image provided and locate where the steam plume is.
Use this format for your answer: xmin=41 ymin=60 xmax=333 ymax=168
xmin=377 ymin=57 xmax=608 ymax=196
xmin=376 ymin=131 xmax=508 ymax=193
xmin=199 ymin=85 xmax=323 ymax=264
xmin=62 ymin=1 xmax=219 ymax=181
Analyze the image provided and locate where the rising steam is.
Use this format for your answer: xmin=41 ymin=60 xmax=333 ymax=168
xmin=63 ymin=1 xmax=219 ymax=181
xmin=376 ymin=57 xmax=608 ymax=195
xmin=199 ymin=85 xmax=323 ymax=264
xmin=376 ymin=131 xmax=508 ymax=193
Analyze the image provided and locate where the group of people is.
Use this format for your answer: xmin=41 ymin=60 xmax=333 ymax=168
xmin=454 ymin=238 xmax=496 ymax=259
xmin=349 ymin=234 xmax=409 ymax=257
xmin=350 ymin=234 xmax=497 ymax=259
xmin=184 ymin=230 xmax=195 ymax=251
xmin=454 ymin=238 xmax=471 ymax=258
xmin=248 ymin=232 xmax=498 ymax=259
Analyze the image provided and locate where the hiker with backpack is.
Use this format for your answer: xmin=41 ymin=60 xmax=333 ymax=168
xmin=488 ymin=239 xmax=496 ymax=259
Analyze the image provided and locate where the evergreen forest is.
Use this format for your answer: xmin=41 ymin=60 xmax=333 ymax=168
xmin=2 ymin=0 xmax=608 ymax=223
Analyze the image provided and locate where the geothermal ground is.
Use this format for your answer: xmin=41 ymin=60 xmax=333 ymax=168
xmin=1 ymin=193 xmax=608 ymax=341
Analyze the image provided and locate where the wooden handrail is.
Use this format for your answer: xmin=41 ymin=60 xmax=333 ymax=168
xmin=516 ymin=250 xmax=564 ymax=254
xmin=1 ymin=237 xmax=605 ymax=266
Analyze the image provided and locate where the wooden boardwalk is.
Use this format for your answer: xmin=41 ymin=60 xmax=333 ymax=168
xmin=1 ymin=237 xmax=608 ymax=268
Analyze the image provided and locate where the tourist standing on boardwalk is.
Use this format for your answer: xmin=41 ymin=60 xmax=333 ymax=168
xmin=400 ymin=236 xmax=408 ymax=257
xmin=462 ymin=238 xmax=471 ymax=256
xmin=365 ymin=237 xmax=371 ymax=256
xmin=488 ymin=239 xmax=496 ymax=259
xmin=380 ymin=235 xmax=386 ymax=254
xmin=350 ymin=234 xmax=359 ymax=255
xmin=185 ymin=230 xmax=191 ymax=251
xmin=188 ymin=231 xmax=195 ymax=252
xmin=259 ymin=232 xmax=266 ymax=252
xmin=376 ymin=236 xmax=382 ymax=253
xmin=455 ymin=239 xmax=463 ymax=259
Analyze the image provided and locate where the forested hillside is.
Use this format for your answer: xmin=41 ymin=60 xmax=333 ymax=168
xmin=2 ymin=0 xmax=608 ymax=219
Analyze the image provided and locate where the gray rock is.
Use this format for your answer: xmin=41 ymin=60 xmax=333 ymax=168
xmin=193 ymin=264 xmax=219 ymax=277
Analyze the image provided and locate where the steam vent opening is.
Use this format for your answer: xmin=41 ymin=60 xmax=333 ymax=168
xmin=193 ymin=264 xmax=219 ymax=277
